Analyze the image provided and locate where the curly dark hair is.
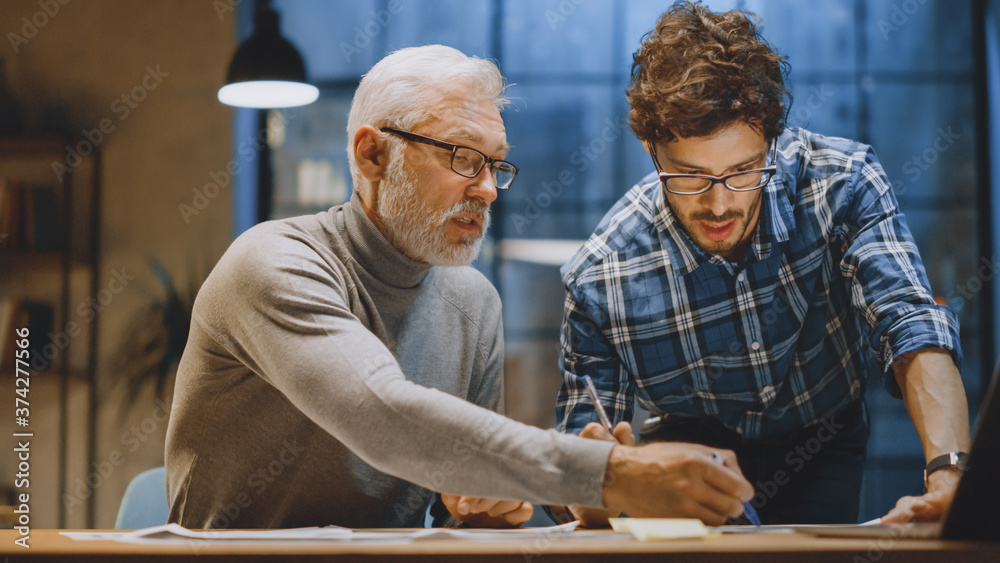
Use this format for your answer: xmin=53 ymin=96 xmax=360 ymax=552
xmin=627 ymin=1 xmax=791 ymax=144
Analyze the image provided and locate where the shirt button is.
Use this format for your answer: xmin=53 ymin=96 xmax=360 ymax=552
xmin=737 ymin=273 xmax=745 ymax=282
xmin=751 ymin=341 xmax=761 ymax=351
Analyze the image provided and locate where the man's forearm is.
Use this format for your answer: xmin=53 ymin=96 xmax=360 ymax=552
xmin=892 ymin=348 xmax=971 ymax=463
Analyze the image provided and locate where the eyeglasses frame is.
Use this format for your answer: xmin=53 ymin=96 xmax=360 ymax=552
xmin=379 ymin=127 xmax=518 ymax=189
xmin=646 ymin=137 xmax=778 ymax=195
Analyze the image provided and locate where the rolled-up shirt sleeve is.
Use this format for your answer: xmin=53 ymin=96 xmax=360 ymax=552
xmin=837 ymin=146 xmax=962 ymax=398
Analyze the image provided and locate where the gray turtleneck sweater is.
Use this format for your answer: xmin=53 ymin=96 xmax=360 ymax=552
xmin=165 ymin=194 xmax=613 ymax=529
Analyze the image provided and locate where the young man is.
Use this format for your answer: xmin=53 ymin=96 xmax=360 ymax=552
xmin=557 ymin=2 xmax=970 ymax=525
xmin=166 ymin=44 xmax=754 ymax=529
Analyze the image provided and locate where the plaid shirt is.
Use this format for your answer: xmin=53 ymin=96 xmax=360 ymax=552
xmin=556 ymin=128 xmax=961 ymax=440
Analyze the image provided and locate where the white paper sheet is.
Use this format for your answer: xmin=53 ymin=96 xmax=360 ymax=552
xmin=61 ymin=520 xmax=580 ymax=544
xmin=62 ymin=523 xmax=351 ymax=543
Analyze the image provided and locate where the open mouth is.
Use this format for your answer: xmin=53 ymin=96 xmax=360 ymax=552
xmin=451 ymin=214 xmax=482 ymax=233
xmin=699 ymin=219 xmax=736 ymax=241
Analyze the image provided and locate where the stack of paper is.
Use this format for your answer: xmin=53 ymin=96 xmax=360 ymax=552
xmin=609 ymin=518 xmax=719 ymax=541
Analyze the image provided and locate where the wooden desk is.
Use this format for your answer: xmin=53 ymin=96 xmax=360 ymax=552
xmin=1 ymin=529 xmax=998 ymax=562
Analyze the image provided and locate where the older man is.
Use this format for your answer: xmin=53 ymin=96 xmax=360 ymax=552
xmin=166 ymin=45 xmax=754 ymax=529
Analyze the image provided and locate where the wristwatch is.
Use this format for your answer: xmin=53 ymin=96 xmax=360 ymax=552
xmin=924 ymin=452 xmax=968 ymax=486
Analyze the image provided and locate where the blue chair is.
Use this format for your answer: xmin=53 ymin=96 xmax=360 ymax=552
xmin=114 ymin=466 xmax=169 ymax=529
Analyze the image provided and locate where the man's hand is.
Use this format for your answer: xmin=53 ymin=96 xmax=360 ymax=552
xmin=881 ymin=467 xmax=961 ymax=523
xmin=883 ymin=348 xmax=970 ymax=524
xmin=569 ymin=421 xmax=635 ymax=527
xmin=601 ymin=441 xmax=754 ymax=526
xmin=440 ymin=494 xmax=533 ymax=528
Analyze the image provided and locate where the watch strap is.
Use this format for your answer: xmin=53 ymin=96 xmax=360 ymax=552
xmin=923 ymin=452 xmax=968 ymax=486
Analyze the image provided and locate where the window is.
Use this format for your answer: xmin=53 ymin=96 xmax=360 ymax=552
xmin=235 ymin=0 xmax=991 ymax=522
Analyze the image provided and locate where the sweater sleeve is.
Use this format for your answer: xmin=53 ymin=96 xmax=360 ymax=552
xmin=194 ymin=227 xmax=613 ymax=507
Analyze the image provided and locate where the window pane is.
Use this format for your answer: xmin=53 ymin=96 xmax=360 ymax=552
xmin=503 ymin=0 xmax=616 ymax=75
xmin=865 ymin=0 xmax=973 ymax=73
xmin=869 ymin=83 xmax=976 ymax=203
xmin=385 ymin=0 xmax=492 ymax=58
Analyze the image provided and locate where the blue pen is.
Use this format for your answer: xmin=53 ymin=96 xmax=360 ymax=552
xmin=709 ymin=452 xmax=761 ymax=526
xmin=582 ymin=376 xmax=759 ymax=526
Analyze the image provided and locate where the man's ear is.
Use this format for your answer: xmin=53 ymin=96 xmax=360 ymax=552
xmin=354 ymin=125 xmax=386 ymax=182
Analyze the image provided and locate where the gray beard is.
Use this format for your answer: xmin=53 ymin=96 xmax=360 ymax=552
xmin=376 ymin=159 xmax=491 ymax=267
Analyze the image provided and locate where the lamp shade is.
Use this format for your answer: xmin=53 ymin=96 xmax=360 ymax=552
xmin=218 ymin=7 xmax=318 ymax=108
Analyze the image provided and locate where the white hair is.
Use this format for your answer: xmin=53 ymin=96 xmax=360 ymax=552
xmin=346 ymin=45 xmax=509 ymax=195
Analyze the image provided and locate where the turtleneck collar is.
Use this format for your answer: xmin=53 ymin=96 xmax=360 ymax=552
xmin=341 ymin=191 xmax=433 ymax=289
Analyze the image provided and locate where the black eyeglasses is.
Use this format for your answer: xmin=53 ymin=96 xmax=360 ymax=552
xmin=380 ymin=127 xmax=518 ymax=189
xmin=647 ymin=139 xmax=777 ymax=195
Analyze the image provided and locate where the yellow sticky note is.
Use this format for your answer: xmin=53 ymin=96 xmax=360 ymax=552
xmin=609 ymin=518 xmax=717 ymax=541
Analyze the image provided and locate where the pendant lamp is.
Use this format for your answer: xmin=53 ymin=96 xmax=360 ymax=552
xmin=217 ymin=0 xmax=319 ymax=108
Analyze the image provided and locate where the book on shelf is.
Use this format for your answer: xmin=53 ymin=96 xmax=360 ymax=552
xmin=0 ymin=178 xmax=21 ymax=251
xmin=0 ymin=298 xmax=55 ymax=372
xmin=0 ymin=179 xmax=62 ymax=253
xmin=0 ymin=298 xmax=15 ymax=368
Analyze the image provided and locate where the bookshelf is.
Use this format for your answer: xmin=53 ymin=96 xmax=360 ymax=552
xmin=0 ymin=136 xmax=101 ymax=528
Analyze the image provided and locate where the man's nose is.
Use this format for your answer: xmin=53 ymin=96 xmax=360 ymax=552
xmin=469 ymin=167 xmax=498 ymax=205
xmin=699 ymin=181 xmax=732 ymax=217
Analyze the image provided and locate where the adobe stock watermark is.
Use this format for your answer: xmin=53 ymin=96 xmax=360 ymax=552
xmin=788 ymin=84 xmax=834 ymax=128
xmin=212 ymin=0 xmax=245 ymax=21
xmin=363 ymin=350 xmax=431 ymax=523
xmin=546 ymin=0 xmax=588 ymax=31
xmin=178 ymin=111 xmax=293 ymax=224
xmin=207 ymin=438 xmax=305 ymax=531
xmin=944 ymin=254 xmax=997 ymax=315
xmin=62 ymin=399 xmax=171 ymax=513
xmin=677 ymin=295 xmax=795 ymax=405
xmin=520 ymin=520 xmax=577 ymax=562
xmin=30 ymin=267 xmax=135 ymax=372
xmin=399 ymin=410 xmax=508 ymax=522
xmin=511 ymin=114 xmax=629 ymax=234
xmin=851 ymin=525 xmax=906 ymax=563
xmin=877 ymin=0 xmax=929 ymax=41
xmin=7 ymin=0 xmax=71 ymax=54
xmin=52 ymin=64 xmax=169 ymax=180
xmin=890 ymin=126 xmax=960 ymax=197
xmin=747 ymin=415 xmax=846 ymax=512
xmin=339 ymin=0 xmax=411 ymax=63
xmin=376 ymin=346 xmax=510 ymax=525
